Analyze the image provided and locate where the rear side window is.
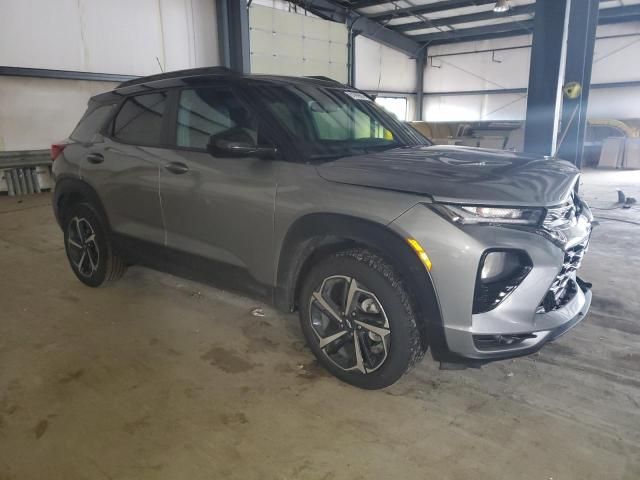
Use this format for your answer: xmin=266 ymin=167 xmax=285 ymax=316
xmin=113 ymin=92 xmax=168 ymax=145
xmin=70 ymin=103 xmax=115 ymax=142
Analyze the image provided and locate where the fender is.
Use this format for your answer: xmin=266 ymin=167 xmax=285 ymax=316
xmin=52 ymin=176 xmax=111 ymax=229
xmin=274 ymin=213 xmax=447 ymax=356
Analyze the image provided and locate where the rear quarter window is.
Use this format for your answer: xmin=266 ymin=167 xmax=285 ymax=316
xmin=70 ymin=103 xmax=115 ymax=143
xmin=112 ymin=92 xmax=168 ymax=146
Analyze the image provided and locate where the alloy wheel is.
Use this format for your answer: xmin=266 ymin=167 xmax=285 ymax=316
xmin=308 ymin=275 xmax=391 ymax=374
xmin=67 ymin=216 xmax=100 ymax=278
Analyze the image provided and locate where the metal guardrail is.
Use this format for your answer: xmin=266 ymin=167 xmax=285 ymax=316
xmin=0 ymin=149 xmax=51 ymax=169
xmin=1 ymin=150 xmax=52 ymax=196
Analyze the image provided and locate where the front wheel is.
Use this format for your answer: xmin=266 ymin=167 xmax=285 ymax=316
xmin=299 ymin=248 xmax=426 ymax=389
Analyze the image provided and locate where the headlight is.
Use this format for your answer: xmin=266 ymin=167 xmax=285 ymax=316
xmin=431 ymin=204 xmax=543 ymax=226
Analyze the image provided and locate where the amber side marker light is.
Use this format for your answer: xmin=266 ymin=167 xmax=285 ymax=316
xmin=407 ymin=238 xmax=433 ymax=271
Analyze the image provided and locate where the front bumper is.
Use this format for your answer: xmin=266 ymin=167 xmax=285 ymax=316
xmin=444 ymin=278 xmax=591 ymax=360
xmin=391 ymin=203 xmax=592 ymax=362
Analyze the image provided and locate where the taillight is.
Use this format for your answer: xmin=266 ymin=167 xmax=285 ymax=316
xmin=51 ymin=143 xmax=67 ymax=161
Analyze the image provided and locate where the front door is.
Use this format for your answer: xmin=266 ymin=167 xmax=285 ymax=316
xmin=160 ymin=86 xmax=278 ymax=286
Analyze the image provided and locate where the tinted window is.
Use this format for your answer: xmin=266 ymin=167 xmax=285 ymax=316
xmin=310 ymin=105 xmax=392 ymax=141
xmin=176 ymin=88 xmax=259 ymax=150
xmin=113 ymin=92 xmax=168 ymax=145
xmin=71 ymin=103 xmax=115 ymax=142
xmin=249 ymin=84 xmax=427 ymax=160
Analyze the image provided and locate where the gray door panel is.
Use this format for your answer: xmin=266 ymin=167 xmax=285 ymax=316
xmin=80 ymin=137 xmax=165 ymax=244
xmin=160 ymin=150 xmax=277 ymax=285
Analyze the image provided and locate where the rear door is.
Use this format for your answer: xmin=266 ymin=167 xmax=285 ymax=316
xmin=159 ymin=85 xmax=278 ymax=285
xmin=81 ymin=91 xmax=170 ymax=245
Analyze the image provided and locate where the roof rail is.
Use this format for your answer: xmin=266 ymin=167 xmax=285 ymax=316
xmin=117 ymin=66 xmax=234 ymax=88
xmin=304 ymin=75 xmax=345 ymax=85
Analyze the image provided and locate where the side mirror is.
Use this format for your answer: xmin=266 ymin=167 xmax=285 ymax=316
xmin=209 ymin=138 xmax=278 ymax=159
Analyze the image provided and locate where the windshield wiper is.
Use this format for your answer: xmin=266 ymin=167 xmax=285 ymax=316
xmin=310 ymin=153 xmax=349 ymax=161
xmin=365 ymin=146 xmax=400 ymax=154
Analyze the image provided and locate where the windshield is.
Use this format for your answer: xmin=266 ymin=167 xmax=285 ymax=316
xmin=246 ymin=81 xmax=430 ymax=161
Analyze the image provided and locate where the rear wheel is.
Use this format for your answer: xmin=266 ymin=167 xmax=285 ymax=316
xmin=299 ymin=248 xmax=425 ymax=389
xmin=63 ymin=202 xmax=126 ymax=287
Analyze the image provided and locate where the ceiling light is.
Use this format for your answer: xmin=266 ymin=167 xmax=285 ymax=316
xmin=493 ymin=0 xmax=510 ymax=12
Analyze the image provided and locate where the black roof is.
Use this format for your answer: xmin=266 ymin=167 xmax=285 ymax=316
xmin=112 ymin=66 xmax=346 ymax=93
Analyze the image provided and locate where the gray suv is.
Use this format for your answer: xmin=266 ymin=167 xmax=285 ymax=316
xmin=52 ymin=67 xmax=593 ymax=389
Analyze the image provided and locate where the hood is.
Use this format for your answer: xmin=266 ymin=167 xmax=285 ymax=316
xmin=316 ymin=145 xmax=579 ymax=207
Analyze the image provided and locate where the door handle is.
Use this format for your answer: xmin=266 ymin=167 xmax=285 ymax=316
xmin=164 ymin=162 xmax=189 ymax=175
xmin=86 ymin=153 xmax=104 ymax=164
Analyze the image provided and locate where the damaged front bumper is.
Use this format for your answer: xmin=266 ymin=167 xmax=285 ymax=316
xmin=390 ymin=200 xmax=593 ymax=365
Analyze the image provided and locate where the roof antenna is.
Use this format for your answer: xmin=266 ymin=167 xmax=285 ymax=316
xmin=155 ymin=56 xmax=165 ymax=73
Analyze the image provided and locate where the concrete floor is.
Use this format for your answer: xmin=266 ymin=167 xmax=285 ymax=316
xmin=0 ymin=169 xmax=638 ymax=480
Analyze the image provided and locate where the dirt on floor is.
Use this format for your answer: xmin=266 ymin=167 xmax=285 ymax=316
xmin=0 ymin=169 xmax=638 ymax=480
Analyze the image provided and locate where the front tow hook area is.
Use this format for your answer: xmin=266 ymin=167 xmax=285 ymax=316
xmin=547 ymin=276 xmax=592 ymax=342
xmin=439 ymin=277 xmax=593 ymax=370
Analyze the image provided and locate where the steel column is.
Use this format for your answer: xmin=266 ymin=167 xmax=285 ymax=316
xmin=557 ymin=0 xmax=600 ymax=168
xmin=415 ymin=49 xmax=426 ymax=121
xmin=523 ymin=0 xmax=569 ymax=157
xmin=217 ymin=0 xmax=250 ymax=73
xmin=348 ymin=30 xmax=358 ymax=87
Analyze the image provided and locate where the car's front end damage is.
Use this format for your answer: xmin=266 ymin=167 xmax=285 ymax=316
xmin=316 ymin=144 xmax=594 ymax=364
xmin=391 ymin=190 xmax=593 ymax=362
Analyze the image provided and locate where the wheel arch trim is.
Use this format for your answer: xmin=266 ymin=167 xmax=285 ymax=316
xmin=53 ymin=176 xmax=111 ymax=229
xmin=274 ymin=212 xmax=447 ymax=356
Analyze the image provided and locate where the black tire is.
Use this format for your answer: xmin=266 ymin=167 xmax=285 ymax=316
xmin=62 ymin=202 xmax=126 ymax=287
xmin=299 ymin=248 xmax=426 ymax=389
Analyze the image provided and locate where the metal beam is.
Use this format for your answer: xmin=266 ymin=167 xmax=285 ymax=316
xmin=348 ymin=30 xmax=358 ymax=87
xmin=424 ymin=4 xmax=640 ymax=45
xmin=415 ymin=49 xmax=426 ymax=120
xmin=367 ymin=0 xmax=496 ymax=22
xmin=523 ymin=0 xmax=569 ymax=157
xmin=392 ymin=4 xmax=535 ymax=33
xmin=0 ymin=66 xmax=135 ymax=83
xmin=349 ymin=0 xmax=404 ymax=8
xmin=290 ymin=0 xmax=421 ymax=57
xmin=419 ymin=81 xmax=640 ymax=98
xmin=424 ymin=87 xmax=528 ymax=96
xmin=217 ymin=0 xmax=250 ymax=73
xmin=428 ymin=30 xmax=533 ymax=46
xmin=413 ymin=20 xmax=534 ymax=43
xmin=557 ymin=0 xmax=599 ymax=168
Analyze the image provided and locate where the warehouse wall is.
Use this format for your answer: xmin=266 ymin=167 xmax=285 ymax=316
xmin=249 ymin=3 xmax=348 ymax=82
xmin=423 ymin=22 xmax=640 ymax=122
xmin=355 ymin=36 xmax=418 ymax=120
xmin=0 ymin=0 xmax=219 ymax=151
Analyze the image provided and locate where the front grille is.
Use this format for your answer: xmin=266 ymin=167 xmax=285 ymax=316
xmin=538 ymin=239 xmax=589 ymax=313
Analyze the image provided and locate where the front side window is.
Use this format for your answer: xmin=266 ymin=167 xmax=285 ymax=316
xmin=113 ymin=92 xmax=168 ymax=145
xmin=248 ymin=83 xmax=428 ymax=160
xmin=176 ymin=88 xmax=259 ymax=150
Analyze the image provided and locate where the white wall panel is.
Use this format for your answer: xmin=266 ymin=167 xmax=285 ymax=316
xmin=424 ymin=93 xmax=527 ymax=122
xmin=0 ymin=0 xmax=219 ymax=152
xmin=588 ymin=87 xmax=640 ymax=119
xmin=249 ymin=5 xmax=348 ymax=83
xmin=0 ymin=0 xmax=219 ymax=75
xmin=424 ymin=40 xmax=531 ymax=93
xmin=591 ymin=24 xmax=640 ymax=84
xmin=423 ymin=23 xmax=640 ymax=121
xmin=0 ymin=77 xmax=116 ymax=151
xmin=355 ymin=36 xmax=417 ymax=93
